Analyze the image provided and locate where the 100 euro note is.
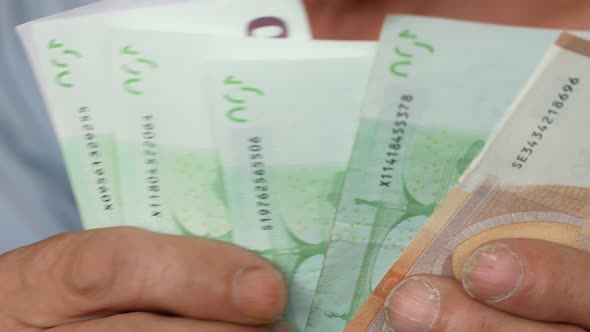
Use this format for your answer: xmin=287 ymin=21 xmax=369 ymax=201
xmin=350 ymin=32 xmax=590 ymax=332
xmin=206 ymin=57 xmax=372 ymax=330
xmin=17 ymin=0 xmax=310 ymax=230
xmin=15 ymin=1 xmax=210 ymax=229
xmin=108 ymin=29 xmax=375 ymax=238
xmin=305 ymin=16 xmax=578 ymax=332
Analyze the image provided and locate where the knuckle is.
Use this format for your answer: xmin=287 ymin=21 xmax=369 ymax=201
xmin=0 ymin=228 xmax=154 ymax=329
xmin=61 ymin=227 xmax=152 ymax=303
xmin=18 ymin=232 xmax=79 ymax=295
xmin=0 ymin=232 xmax=79 ymax=327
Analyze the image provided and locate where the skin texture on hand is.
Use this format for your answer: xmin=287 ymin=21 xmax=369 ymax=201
xmin=305 ymin=0 xmax=590 ymax=40
xmin=0 ymin=228 xmax=289 ymax=332
xmin=385 ymin=239 xmax=590 ymax=332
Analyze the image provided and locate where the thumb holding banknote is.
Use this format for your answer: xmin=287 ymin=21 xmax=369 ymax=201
xmin=385 ymin=239 xmax=589 ymax=332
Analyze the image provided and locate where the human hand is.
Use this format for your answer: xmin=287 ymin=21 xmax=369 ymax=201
xmin=385 ymin=239 xmax=589 ymax=331
xmin=0 ymin=227 xmax=289 ymax=331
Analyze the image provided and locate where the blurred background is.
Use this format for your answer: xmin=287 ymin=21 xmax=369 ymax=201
xmin=0 ymin=1 xmax=98 ymax=253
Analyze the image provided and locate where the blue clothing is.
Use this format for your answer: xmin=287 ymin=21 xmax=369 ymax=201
xmin=0 ymin=0 xmax=98 ymax=253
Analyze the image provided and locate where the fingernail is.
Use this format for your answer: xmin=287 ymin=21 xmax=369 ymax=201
xmin=271 ymin=321 xmax=293 ymax=332
xmin=462 ymin=242 xmax=524 ymax=303
xmin=385 ymin=277 xmax=440 ymax=332
xmin=233 ymin=267 xmax=288 ymax=322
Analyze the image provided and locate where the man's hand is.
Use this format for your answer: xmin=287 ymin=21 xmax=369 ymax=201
xmin=385 ymin=239 xmax=590 ymax=332
xmin=0 ymin=227 xmax=289 ymax=332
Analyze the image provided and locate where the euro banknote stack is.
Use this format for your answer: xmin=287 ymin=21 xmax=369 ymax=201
xmin=18 ymin=1 xmax=590 ymax=331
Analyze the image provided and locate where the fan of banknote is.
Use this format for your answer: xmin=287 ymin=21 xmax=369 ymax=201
xmin=17 ymin=1 xmax=590 ymax=331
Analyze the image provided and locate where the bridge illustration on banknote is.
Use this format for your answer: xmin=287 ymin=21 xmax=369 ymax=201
xmin=324 ymin=139 xmax=485 ymax=322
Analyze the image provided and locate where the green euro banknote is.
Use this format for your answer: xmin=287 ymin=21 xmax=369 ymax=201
xmin=17 ymin=0 xmax=310 ymax=230
xmin=108 ymin=28 xmax=375 ymax=239
xmin=205 ymin=56 xmax=372 ymax=330
xmin=305 ymin=15 xmax=585 ymax=331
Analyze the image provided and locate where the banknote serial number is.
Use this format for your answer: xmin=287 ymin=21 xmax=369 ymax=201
xmin=79 ymin=106 xmax=114 ymax=211
xmin=248 ymin=136 xmax=273 ymax=231
xmin=512 ymin=77 xmax=580 ymax=169
xmin=142 ymin=115 xmax=163 ymax=218
xmin=380 ymin=94 xmax=414 ymax=188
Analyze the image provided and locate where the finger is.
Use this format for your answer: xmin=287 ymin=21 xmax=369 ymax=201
xmin=0 ymin=227 xmax=287 ymax=328
xmin=385 ymin=275 xmax=582 ymax=332
xmin=460 ymin=239 xmax=590 ymax=328
xmin=46 ymin=312 xmax=291 ymax=332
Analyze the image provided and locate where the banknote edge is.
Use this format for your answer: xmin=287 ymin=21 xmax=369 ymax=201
xmin=556 ymin=31 xmax=590 ymax=58
xmin=345 ymin=188 xmax=470 ymax=331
